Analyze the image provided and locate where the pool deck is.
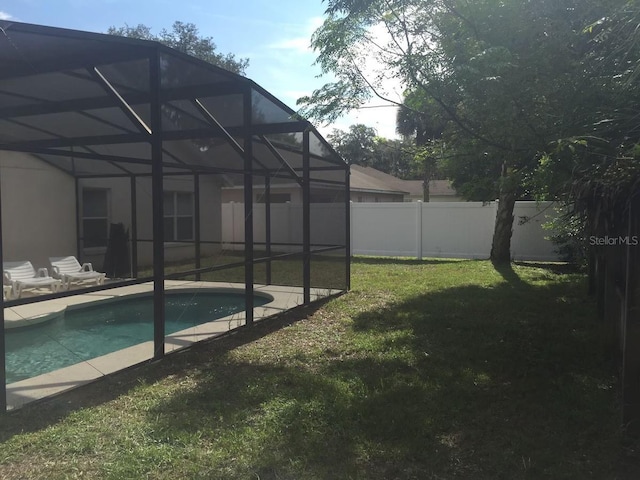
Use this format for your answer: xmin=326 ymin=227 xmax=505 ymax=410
xmin=5 ymin=281 xmax=339 ymax=410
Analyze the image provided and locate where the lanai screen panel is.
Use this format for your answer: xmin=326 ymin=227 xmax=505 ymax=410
xmin=0 ymin=19 xmax=348 ymax=280
xmin=0 ymin=21 xmax=349 ymax=402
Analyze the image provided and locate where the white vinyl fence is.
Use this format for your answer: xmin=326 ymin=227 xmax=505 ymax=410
xmin=222 ymin=201 xmax=561 ymax=261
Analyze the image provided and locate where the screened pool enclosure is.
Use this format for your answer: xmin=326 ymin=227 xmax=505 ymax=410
xmin=0 ymin=21 xmax=349 ymax=410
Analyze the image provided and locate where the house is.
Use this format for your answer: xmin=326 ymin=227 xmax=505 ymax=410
xmin=0 ymin=20 xmax=349 ymax=282
xmin=222 ymin=164 xmax=461 ymax=204
xmin=350 ymin=165 xmax=462 ymax=202
xmin=428 ymin=179 xmax=462 ymax=202
xmin=222 ymin=164 xmax=407 ymax=204
xmin=0 ymin=143 xmax=224 ymax=272
xmin=349 ymin=165 xmax=408 ymax=202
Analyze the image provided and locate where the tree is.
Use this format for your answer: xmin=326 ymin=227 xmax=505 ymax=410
xmin=327 ymin=124 xmax=378 ymax=166
xmin=531 ymin=1 xmax=640 ymax=267
xmin=396 ymin=90 xmax=448 ymax=200
xmin=299 ymin=0 xmax=624 ymax=264
xmin=107 ymin=21 xmax=249 ymax=74
xmin=328 ymin=124 xmax=417 ymax=178
xmin=372 ymin=137 xmax=417 ymax=179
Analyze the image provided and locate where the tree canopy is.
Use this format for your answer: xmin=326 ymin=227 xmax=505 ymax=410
xmin=107 ymin=21 xmax=249 ymax=75
xmin=328 ymin=124 xmax=418 ymax=179
xmin=537 ymin=1 xmax=640 ymax=258
xmin=299 ymin=0 xmax=636 ymax=263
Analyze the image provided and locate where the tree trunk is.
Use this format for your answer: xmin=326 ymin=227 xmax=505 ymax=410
xmin=423 ymin=155 xmax=433 ymax=202
xmin=490 ymin=188 xmax=517 ymax=265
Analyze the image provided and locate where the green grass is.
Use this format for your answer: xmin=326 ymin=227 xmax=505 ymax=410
xmin=0 ymin=258 xmax=629 ymax=479
xmin=139 ymin=251 xmax=348 ymax=290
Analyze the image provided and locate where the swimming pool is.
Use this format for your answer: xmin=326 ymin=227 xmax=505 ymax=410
xmin=5 ymin=290 xmax=270 ymax=384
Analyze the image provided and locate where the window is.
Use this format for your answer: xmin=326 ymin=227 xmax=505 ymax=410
xmin=164 ymin=192 xmax=194 ymax=241
xmin=82 ymin=188 xmax=110 ymax=248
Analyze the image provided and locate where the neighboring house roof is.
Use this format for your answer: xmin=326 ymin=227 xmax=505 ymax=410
xmin=222 ymin=165 xmax=459 ymax=201
xmin=349 ymin=165 xmax=409 ymax=196
xmin=403 ymin=179 xmax=458 ymax=198
xmin=399 ymin=180 xmax=424 ymax=197
xmin=350 ymin=165 xmax=459 ymax=199
xmin=430 ymin=179 xmax=458 ymax=197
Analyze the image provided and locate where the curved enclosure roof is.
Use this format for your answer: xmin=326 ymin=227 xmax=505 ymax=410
xmin=0 ymin=20 xmax=346 ymax=184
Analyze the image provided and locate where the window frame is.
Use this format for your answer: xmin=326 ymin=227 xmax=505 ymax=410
xmin=163 ymin=191 xmax=195 ymax=242
xmin=81 ymin=187 xmax=111 ymax=250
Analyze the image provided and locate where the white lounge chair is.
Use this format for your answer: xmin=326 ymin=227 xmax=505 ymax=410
xmin=50 ymin=256 xmax=106 ymax=290
xmin=3 ymin=261 xmax=63 ymax=299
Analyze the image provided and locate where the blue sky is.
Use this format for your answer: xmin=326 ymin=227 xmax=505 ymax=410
xmin=0 ymin=0 xmax=400 ymax=138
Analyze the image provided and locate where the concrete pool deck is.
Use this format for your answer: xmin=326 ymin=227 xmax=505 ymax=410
xmin=5 ymin=281 xmax=339 ymax=410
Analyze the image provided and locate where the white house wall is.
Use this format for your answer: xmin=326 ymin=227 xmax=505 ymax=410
xmin=80 ymin=175 xmax=223 ymax=270
xmin=0 ymin=151 xmax=76 ymax=269
xmin=79 ymin=176 xmax=131 ymax=270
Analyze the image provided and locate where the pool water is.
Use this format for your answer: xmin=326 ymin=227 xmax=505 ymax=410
xmin=5 ymin=291 xmax=269 ymax=383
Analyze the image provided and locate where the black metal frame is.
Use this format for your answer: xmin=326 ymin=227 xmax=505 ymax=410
xmin=0 ymin=20 xmax=350 ymax=411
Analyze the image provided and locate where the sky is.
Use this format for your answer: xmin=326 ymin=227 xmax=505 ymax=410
xmin=0 ymin=0 xmax=401 ymax=139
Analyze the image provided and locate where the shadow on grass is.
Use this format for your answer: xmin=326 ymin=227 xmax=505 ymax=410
xmin=492 ymin=260 xmax=529 ymax=286
xmin=137 ymin=266 xmax=620 ymax=479
xmin=513 ymin=260 xmax=580 ymax=275
xmin=0 ymin=262 xmax=623 ymax=479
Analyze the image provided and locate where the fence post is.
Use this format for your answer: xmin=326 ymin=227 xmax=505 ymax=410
xmin=230 ymin=201 xmax=236 ymax=248
xmin=492 ymin=199 xmax=499 ymax=258
xmin=350 ymin=201 xmax=354 ymax=257
xmin=416 ymin=201 xmax=423 ymax=260
xmin=286 ymin=201 xmax=292 ymax=252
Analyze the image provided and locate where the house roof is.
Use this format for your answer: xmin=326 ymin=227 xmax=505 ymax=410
xmin=350 ymin=165 xmax=458 ymax=198
xmin=0 ymin=20 xmax=346 ymax=184
xmin=386 ymin=178 xmax=458 ymax=197
xmin=349 ymin=165 xmax=409 ymax=196
xmin=429 ymin=179 xmax=458 ymax=196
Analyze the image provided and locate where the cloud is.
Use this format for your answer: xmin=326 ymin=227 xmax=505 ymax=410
xmin=267 ymin=16 xmax=323 ymax=54
xmin=323 ymin=102 xmax=400 ymax=139
xmin=0 ymin=11 xmax=13 ymax=20
xmin=269 ymin=37 xmax=312 ymax=54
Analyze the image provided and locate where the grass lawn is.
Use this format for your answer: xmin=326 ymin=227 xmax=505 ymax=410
xmin=0 ymin=258 xmax=630 ymax=479
xmin=139 ymin=250 xmax=348 ymax=290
